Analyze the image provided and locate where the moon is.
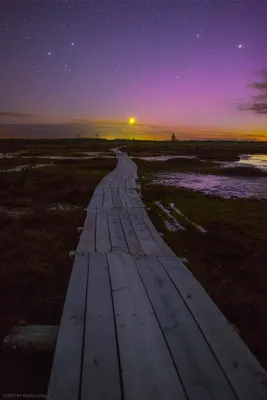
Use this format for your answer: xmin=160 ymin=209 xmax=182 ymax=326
xmin=128 ymin=117 xmax=136 ymax=125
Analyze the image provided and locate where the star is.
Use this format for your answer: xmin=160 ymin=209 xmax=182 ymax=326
xmin=196 ymin=33 xmax=200 ymax=38
xmin=70 ymin=41 xmax=75 ymax=47
xmin=238 ymin=44 xmax=243 ymax=49
xmin=48 ymin=51 xmax=52 ymax=56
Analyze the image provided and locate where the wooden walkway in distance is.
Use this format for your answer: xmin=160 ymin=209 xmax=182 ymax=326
xmin=48 ymin=148 xmax=267 ymax=400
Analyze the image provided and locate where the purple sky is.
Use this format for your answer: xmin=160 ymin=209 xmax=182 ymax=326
xmin=1 ymin=0 xmax=267 ymax=139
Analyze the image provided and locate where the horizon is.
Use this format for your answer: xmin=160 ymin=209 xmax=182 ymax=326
xmin=0 ymin=120 xmax=266 ymax=142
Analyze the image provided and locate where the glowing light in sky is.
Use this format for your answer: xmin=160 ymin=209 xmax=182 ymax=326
xmin=128 ymin=117 xmax=136 ymax=125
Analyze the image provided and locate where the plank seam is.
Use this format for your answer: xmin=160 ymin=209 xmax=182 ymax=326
xmin=107 ymin=253 xmax=125 ymax=399
xmin=78 ymin=252 xmax=90 ymax=400
xmin=157 ymin=256 xmax=239 ymax=400
xmin=132 ymin=255 xmax=190 ymax=400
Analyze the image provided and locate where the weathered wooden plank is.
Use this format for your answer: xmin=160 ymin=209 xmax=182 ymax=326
xmin=87 ymin=192 xmax=103 ymax=209
xmin=108 ymin=253 xmax=187 ymax=400
xmin=112 ymin=189 xmax=122 ymax=207
xmin=108 ymin=208 xmax=129 ymax=253
xmin=139 ymin=208 xmax=175 ymax=256
xmin=103 ymin=189 xmax=113 ymax=208
xmin=159 ymin=256 xmax=267 ymax=400
xmin=118 ymin=208 xmax=144 ymax=255
xmin=77 ymin=211 xmax=96 ymax=252
xmin=126 ymin=188 xmax=144 ymax=207
xmin=96 ymin=209 xmax=111 ymax=253
xmin=118 ymin=188 xmax=132 ymax=207
xmin=127 ymin=208 xmax=161 ymax=255
xmin=81 ymin=252 xmax=122 ymax=400
xmin=135 ymin=256 xmax=236 ymax=400
xmin=48 ymin=253 xmax=88 ymax=400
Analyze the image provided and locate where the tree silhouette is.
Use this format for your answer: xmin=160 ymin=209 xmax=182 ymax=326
xmin=238 ymin=70 xmax=267 ymax=114
xmin=171 ymin=132 xmax=177 ymax=141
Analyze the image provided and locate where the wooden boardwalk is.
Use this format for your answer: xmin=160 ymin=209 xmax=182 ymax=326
xmin=48 ymin=149 xmax=267 ymax=400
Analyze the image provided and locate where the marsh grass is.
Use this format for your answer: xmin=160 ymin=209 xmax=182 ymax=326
xmin=141 ymin=181 xmax=267 ymax=369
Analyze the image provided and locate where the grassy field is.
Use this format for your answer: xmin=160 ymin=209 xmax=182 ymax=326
xmin=0 ymin=141 xmax=116 ymax=395
xmin=125 ymin=140 xmax=267 ymax=160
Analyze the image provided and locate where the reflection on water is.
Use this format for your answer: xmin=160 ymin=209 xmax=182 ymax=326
xmin=155 ymin=172 xmax=267 ymax=200
xmin=1 ymin=164 xmax=50 ymax=172
xmin=216 ymin=154 xmax=267 ymax=170
xmin=0 ymin=152 xmax=114 ymax=160
xmin=238 ymin=154 xmax=267 ymax=170
xmin=136 ymin=155 xmax=196 ymax=162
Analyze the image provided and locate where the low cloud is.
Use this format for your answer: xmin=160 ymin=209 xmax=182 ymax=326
xmin=0 ymin=111 xmax=34 ymax=118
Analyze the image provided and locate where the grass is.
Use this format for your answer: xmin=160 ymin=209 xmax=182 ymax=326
xmin=134 ymin=157 xmax=267 ymax=177
xmin=0 ymin=153 xmax=116 ymax=395
xmin=139 ymin=180 xmax=267 ymax=369
xmin=126 ymin=140 xmax=267 ymax=160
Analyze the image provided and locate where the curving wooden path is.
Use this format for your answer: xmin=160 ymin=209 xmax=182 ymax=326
xmin=48 ymin=148 xmax=267 ymax=400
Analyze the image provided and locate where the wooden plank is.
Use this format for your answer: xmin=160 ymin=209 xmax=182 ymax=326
xmin=127 ymin=207 xmax=161 ymax=255
xmin=112 ymin=189 xmax=122 ymax=207
xmin=126 ymin=188 xmax=144 ymax=207
xmin=159 ymin=256 xmax=267 ymax=400
xmin=108 ymin=208 xmax=129 ymax=253
xmin=108 ymin=253 xmax=187 ymax=400
xmin=139 ymin=208 xmax=175 ymax=256
xmin=48 ymin=253 xmax=88 ymax=400
xmin=81 ymin=252 xmax=122 ymax=400
xmin=103 ymin=189 xmax=113 ymax=208
xmin=118 ymin=208 xmax=144 ymax=255
xmin=118 ymin=188 xmax=132 ymax=207
xmin=135 ymin=256 xmax=236 ymax=400
xmin=77 ymin=211 xmax=96 ymax=252
xmin=96 ymin=209 xmax=111 ymax=253
xmin=87 ymin=192 xmax=103 ymax=209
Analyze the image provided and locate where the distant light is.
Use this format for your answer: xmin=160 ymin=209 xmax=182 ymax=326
xmin=238 ymin=44 xmax=243 ymax=49
xmin=128 ymin=117 xmax=136 ymax=125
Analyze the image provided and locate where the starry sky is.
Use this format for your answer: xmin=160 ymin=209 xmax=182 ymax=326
xmin=1 ymin=0 xmax=267 ymax=140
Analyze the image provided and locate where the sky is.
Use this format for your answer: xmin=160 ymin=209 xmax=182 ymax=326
xmin=1 ymin=0 xmax=267 ymax=140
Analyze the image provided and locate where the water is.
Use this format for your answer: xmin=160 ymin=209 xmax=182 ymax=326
xmin=155 ymin=172 xmax=267 ymax=200
xmin=237 ymin=154 xmax=267 ymax=170
xmin=216 ymin=154 xmax=267 ymax=171
xmin=155 ymin=201 xmax=185 ymax=231
xmin=0 ymin=151 xmax=114 ymax=160
xmin=136 ymin=155 xmax=196 ymax=162
xmin=1 ymin=164 xmax=49 ymax=172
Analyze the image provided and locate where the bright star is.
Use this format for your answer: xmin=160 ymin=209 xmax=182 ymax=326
xmin=238 ymin=44 xmax=243 ymax=49
xmin=48 ymin=51 xmax=52 ymax=55
xmin=70 ymin=42 xmax=75 ymax=47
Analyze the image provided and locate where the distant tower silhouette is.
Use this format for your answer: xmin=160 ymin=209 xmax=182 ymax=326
xmin=171 ymin=132 xmax=177 ymax=141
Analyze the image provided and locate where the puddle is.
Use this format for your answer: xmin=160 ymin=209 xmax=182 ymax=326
xmin=0 ymin=207 xmax=32 ymax=217
xmin=215 ymin=154 xmax=267 ymax=171
xmin=136 ymin=155 xmax=197 ymax=162
xmin=1 ymin=164 xmax=49 ymax=172
xmin=0 ymin=151 xmax=114 ymax=160
xmin=237 ymin=154 xmax=267 ymax=170
xmin=22 ymin=154 xmax=114 ymax=160
xmin=155 ymin=201 xmax=185 ymax=231
xmin=47 ymin=204 xmax=81 ymax=212
xmin=154 ymin=172 xmax=267 ymax=200
xmin=0 ymin=152 xmax=23 ymax=159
